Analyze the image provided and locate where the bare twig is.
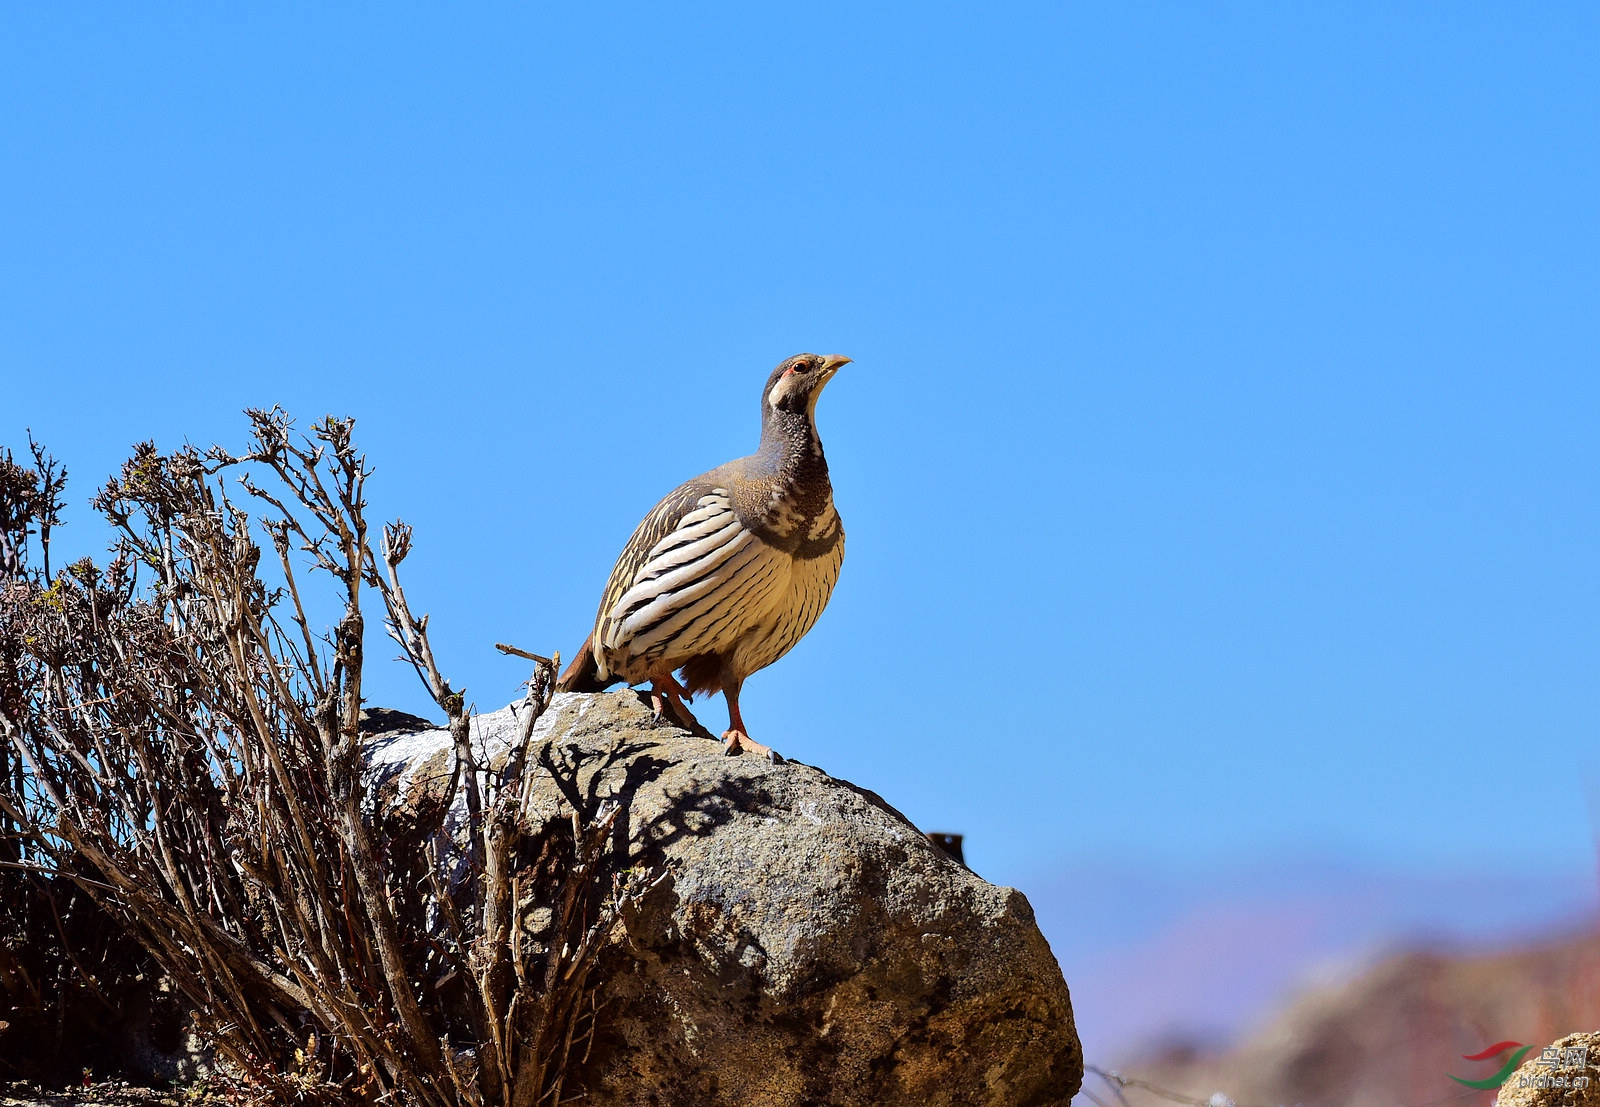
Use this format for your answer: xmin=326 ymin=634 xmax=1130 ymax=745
xmin=0 ymin=416 xmax=650 ymax=1104
xmin=495 ymin=643 xmax=553 ymax=666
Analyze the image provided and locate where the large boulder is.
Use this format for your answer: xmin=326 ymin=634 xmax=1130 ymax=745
xmin=366 ymin=690 xmax=1082 ymax=1107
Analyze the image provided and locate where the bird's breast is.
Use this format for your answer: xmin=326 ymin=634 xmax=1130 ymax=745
xmin=736 ymin=479 xmax=841 ymax=558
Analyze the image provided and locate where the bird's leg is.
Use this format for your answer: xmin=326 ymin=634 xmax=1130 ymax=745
xmin=649 ymin=672 xmax=699 ymax=731
xmin=720 ymin=674 xmax=778 ymax=760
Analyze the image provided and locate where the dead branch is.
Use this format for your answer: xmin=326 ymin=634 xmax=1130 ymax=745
xmin=0 ymin=414 xmax=653 ymax=1104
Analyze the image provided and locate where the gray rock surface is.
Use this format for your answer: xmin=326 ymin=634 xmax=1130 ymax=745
xmin=368 ymin=690 xmax=1082 ymax=1107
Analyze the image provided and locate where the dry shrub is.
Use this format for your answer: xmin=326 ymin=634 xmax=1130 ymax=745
xmin=0 ymin=412 xmax=651 ymax=1105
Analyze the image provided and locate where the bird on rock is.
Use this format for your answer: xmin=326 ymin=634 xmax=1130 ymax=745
xmin=557 ymin=352 xmax=850 ymax=757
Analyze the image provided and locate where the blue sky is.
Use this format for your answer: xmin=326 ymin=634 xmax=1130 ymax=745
xmin=2 ymin=3 xmax=1596 ymax=892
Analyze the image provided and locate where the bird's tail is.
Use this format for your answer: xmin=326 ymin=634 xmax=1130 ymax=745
xmin=556 ymin=635 xmax=619 ymax=693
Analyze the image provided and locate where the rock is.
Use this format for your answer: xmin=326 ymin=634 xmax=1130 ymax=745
xmin=113 ymin=976 xmax=211 ymax=1087
xmin=366 ymin=690 xmax=1082 ymax=1107
xmin=358 ymin=706 xmax=438 ymax=735
xmin=1499 ymin=1033 xmax=1600 ymax=1107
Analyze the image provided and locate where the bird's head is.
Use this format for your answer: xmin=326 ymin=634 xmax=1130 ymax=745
xmin=762 ymin=353 xmax=851 ymax=421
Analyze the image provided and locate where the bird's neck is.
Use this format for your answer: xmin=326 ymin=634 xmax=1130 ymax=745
xmin=757 ymin=408 xmax=830 ymax=492
xmin=737 ymin=408 xmax=838 ymax=554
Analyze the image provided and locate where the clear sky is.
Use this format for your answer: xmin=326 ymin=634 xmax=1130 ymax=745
xmin=2 ymin=3 xmax=1596 ymax=891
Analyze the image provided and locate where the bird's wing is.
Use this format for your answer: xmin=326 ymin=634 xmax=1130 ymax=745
xmin=592 ymin=479 xmax=713 ymax=637
xmin=595 ymin=481 xmax=789 ymax=675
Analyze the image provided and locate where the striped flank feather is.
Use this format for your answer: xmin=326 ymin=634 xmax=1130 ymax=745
xmin=729 ymin=534 xmax=842 ymax=678
xmin=595 ymin=488 xmax=790 ymax=681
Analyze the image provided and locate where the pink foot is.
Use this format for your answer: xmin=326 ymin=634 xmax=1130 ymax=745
xmin=722 ymin=728 xmax=779 ymax=760
xmin=650 ymin=678 xmax=700 ymax=731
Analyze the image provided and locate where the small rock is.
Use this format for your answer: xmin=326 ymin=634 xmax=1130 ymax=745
xmin=1498 ymin=1032 xmax=1600 ymax=1107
